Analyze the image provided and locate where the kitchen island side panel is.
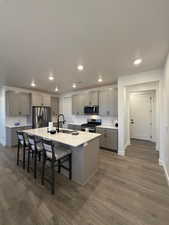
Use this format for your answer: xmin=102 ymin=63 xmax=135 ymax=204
xmin=71 ymin=138 xmax=100 ymax=185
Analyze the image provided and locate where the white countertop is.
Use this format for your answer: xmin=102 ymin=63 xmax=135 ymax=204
xmin=6 ymin=124 xmax=32 ymax=128
xmin=97 ymin=125 xmax=118 ymax=130
xmin=24 ymin=127 xmax=101 ymax=147
xmin=68 ymin=122 xmax=83 ymax=126
xmin=68 ymin=122 xmax=118 ymax=129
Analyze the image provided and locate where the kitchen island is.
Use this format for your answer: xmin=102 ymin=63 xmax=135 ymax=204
xmin=24 ymin=128 xmax=101 ymax=185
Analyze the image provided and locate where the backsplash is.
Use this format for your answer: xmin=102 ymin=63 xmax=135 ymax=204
xmin=65 ymin=115 xmax=117 ymax=126
xmin=6 ymin=116 xmax=32 ymax=127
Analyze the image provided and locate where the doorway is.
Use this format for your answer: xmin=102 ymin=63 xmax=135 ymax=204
xmin=129 ymin=92 xmax=156 ymax=142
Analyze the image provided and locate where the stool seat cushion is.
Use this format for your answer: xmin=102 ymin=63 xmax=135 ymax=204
xmin=44 ymin=144 xmax=71 ymax=160
xmin=31 ymin=142 xmax=43 ymax=151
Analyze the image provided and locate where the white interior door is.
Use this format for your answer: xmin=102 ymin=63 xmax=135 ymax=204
xmin=130 ymin=93 xmax=153 ymax=141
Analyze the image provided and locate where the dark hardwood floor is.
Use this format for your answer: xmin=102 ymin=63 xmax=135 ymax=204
xmin=0 ymin=140 xmax=169 ymax=225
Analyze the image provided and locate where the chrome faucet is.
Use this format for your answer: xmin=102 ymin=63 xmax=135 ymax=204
xmin=57 ymin=114 xmax=65 ymax=133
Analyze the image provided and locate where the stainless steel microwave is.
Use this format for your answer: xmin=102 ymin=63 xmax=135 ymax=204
xmin=84 ymin=106 xmax=99 ymax=115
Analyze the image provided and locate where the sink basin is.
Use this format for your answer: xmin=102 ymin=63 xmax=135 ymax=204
xmin=59 ymin=129 xmax=73 ymax=134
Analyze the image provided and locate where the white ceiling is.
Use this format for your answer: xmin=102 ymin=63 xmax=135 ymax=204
xmin=0 ymin=0 xmax=169 ymax=93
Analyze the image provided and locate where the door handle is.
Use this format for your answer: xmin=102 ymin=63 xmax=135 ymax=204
xmin=130 ymin=119 xmax=134 ymax=124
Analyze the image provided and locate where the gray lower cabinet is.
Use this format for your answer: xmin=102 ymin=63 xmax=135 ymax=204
xmin=68 ymin=124 xmax=81 ymax=131
xmin=96 ymin=127 xmax=118 ymax=152
xmin=6 ymin=91 xmax=31 ymax=116
xmin=6 ymin=126 xmax=32 ymax=147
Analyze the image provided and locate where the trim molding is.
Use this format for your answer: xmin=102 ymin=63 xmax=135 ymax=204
xmin=118 ymin=151 xmax=125 ymax=156
xmin=159 ymin=159 xmax=163 ymax=166
xmin=159 ymin=159 xmax=169 ymax=186
xmin=118 ymin=142 xmax=131 ymax=156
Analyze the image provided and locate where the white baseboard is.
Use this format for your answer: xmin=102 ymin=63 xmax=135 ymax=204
xmin=124 ymin=142 xmax=130 ymax=149
xmin=118 ymin=151 xmax=125 ymax=156
xmin=118 ymin=142 xmax=130 ymax=156
xmin=159 ymin=159 xmax=169 ymax=186
xmin=159 ymin=159 xmax=163 ymax=166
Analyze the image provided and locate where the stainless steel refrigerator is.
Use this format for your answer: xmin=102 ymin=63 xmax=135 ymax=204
xmin=32 ymin=106 xmax=51 ymax=128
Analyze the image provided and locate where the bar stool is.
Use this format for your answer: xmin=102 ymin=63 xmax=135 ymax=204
xmin=27 ymin=135 xmax=43 ymax=179
xmin=41 ymin=139 xmax=72 ymax=195
xmin=16 ymin=131 xmax=29 ymax=169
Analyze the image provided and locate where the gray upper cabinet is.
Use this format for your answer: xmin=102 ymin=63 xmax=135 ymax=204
xmin=99 ymin=89 xmax=113 ymax=116
xmin=72 ymin=91 xmax=99 ymax=115
xmin=72 ymin=95 xmax=80 ymax=115
xmin=51 ymin=97 xmax=59 ymax=117
xmin=32 ymin=94 xmax=42 ymax=106
xmin=6 ymin=91 xmax=31 ymax=116
xmin=87 ymin=91 xmax=99 ymax=106
xmin=32 ymin=93 xmax=51 ymax=107
xmin=72 ymin=94 xmax=88 ymax=115
xmin=99 ymin=87 xmax=118 ymax=117
xmin=72 ymin=88 xmax=117 ymax=116
xmin=20 ymin=93 xmax=31 ymax=116
xmin=42 ymin=95 xmax=51 ymax=106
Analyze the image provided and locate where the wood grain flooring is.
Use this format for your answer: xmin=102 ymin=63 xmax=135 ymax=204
xmin=0 ymin=140 xmax=169 ymax=225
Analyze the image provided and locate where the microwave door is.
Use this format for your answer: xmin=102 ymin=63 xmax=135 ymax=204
xmin=92 ymin=105 xmax=98 ymax=114
xmin=84 ymin=106 xmax=92 ymax=114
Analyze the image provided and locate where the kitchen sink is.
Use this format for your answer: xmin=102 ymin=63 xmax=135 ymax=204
xmin=59 ymin=129 xmax=74 ymax=134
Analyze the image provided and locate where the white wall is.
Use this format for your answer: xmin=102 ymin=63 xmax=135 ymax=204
xmin=118 ymin=69 xmax=162 ymax=156
xmin=0 ymin=86 xmax=6 ymax=146
xmin=59 ymin=85 xmax=118 ymax=126
xmin=160 ymin=54 xmax=169 ymax=185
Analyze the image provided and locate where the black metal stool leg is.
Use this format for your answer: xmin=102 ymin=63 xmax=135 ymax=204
xmin=27 ymin=150 xmax=30 ymax=172
xmin=58 ymin=159 xmax=61 ymax=173
xmin=38 ymin=152 xmax=41 ymax=161
xmin=34 ymin=151 xmax=37 ymax=179
xmin=51 ymin=159 xmax=55 ymax=195
xmin=41 ymin=154 xmax=46 ymax=185
xmin=69 ymin=154 xmax=72 ymax=180
xmin=17 ymin=143 xmax=20 ymax=166
xmin=22 ymin=146 xmax=26 ymax=169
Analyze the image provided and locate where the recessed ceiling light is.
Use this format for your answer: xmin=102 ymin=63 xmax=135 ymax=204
xmin=55 ymin=87 xmax=59 ymax=92
xmin=98 ymin=77 xmax=103 ymax=83
xmin=31 ymin=81 xmax=36 ymax=87
xmin=72 ymin=83 xmax=76 ymax=88
xmin=77 ymin=65 xmax=84 ymax=71
xmin=48 ymin=73 xmax=54 ymax=81
xmin=133 ymin=58 xmax=143 ymax=66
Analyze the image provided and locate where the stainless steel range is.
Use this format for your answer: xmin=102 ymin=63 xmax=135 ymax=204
xmin=81 ymin=119 xmax=102 ymax=133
